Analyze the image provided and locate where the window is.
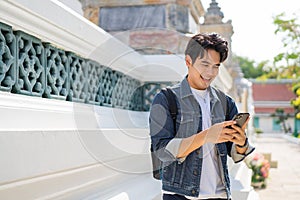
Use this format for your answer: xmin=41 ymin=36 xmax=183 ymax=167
xmin=254 ymin=116 xmax=259 ymax=128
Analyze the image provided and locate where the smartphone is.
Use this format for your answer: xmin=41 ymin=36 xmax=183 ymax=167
xmin=232 ymin=113 xmax=250 ymax=128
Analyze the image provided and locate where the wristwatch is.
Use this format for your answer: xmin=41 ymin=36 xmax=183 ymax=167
xmin=237 ymin=138 xmax=248 ymax=148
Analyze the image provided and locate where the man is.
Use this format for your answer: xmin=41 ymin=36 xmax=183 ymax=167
xmin=149 ymin=33 xmax=254 ymax=200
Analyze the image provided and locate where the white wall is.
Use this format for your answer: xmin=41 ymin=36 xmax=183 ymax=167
xmin=0 ymin=91 xmax=162 ymax=200
xmin=258 ymin=116 xmax=294 ymax=133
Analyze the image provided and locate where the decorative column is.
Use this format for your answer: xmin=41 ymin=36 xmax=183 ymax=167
xmin=200 ymin=0 xmax=233 ymax=64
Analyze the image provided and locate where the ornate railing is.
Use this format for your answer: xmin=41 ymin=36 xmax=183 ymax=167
xmin=0 ymin=21 xmax=174 ymax=111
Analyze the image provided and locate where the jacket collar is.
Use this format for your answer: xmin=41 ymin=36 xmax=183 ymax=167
xmin=179 ymin=76 xmax=194 ymax=98
xmin=179 ymin=76 xmax=222 ymax=104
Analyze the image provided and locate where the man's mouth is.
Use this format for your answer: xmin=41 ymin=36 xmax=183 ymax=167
xmin=200 ymin=75 xmax=211 ymax=82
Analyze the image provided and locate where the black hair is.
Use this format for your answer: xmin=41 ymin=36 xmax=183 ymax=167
xmin=184 ymin=33 xmax=228 ymax=64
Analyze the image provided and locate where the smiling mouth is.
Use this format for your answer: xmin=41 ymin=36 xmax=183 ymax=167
xmin=200 ymin=75 xmax=211 ymax=82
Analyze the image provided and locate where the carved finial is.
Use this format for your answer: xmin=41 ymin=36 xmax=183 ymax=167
xmin=204 ymin=0 xmax=224 ymax=24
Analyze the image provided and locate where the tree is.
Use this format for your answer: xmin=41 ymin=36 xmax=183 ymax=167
xmin=273 ymin=12 xmax=300 ymax=135
xmin=233 ymin=55 xmax=268 ymax=79
xmin=270 ymin=108 xmax=291 ymax=133
xmin=291 ymin=83 xmax=300 ymax=136
xmin=272 ymin=12 xmax=300 ymax=79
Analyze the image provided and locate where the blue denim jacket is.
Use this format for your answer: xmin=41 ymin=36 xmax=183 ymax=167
xmin=149 ymin=78 xmax=254 ymax=198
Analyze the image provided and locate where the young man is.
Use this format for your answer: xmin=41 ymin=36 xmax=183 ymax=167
xmin=149 ymin=33 xmax=255 ymax=200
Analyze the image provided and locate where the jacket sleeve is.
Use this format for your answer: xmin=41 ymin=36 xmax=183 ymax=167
xmin=149 ymin=91 xmax=179 ymax=162
xmin=231 ymin=143 xmax=256 ymax=163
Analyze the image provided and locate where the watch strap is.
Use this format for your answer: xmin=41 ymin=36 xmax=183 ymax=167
xmin=237 ymin=137 xmax=248 ymax=148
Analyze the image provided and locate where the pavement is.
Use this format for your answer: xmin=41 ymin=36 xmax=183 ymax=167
xmin=253 ymin=134 xmax=300 ymax=200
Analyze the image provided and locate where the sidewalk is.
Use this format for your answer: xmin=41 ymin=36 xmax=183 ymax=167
xmin=253 ymin=134 xmax=300 ymax=200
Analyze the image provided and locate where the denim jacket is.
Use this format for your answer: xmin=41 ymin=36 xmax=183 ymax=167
xmin=149 ymin=77 xmax=255 ymax=198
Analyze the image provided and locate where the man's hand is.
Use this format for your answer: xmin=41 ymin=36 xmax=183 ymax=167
xmin=178 ymin=120 xmax=237 ymax=158
xmin=229 ymin=117 xmax=249 ymax=145
xmin=204 ymin=120 xmax=237 ymax=144
xmin=229 ymin=117 xmax=250 ymax=154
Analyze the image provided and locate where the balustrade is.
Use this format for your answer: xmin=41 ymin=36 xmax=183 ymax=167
xmin=0 ymin=21 xmax=173 ymax=111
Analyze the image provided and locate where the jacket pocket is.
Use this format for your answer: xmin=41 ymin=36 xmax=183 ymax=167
xmin=176 ymin=112 xmax=195 ymax=137
xmin=163 ymin=161 xmax=186 ymax=185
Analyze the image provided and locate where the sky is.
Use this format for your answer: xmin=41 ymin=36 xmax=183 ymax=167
xmin=201 ymin=0 xmax=300 ymax=63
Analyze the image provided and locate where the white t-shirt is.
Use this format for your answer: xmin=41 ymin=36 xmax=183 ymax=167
xmin=190 ymin=88 xmax=226 ymax=199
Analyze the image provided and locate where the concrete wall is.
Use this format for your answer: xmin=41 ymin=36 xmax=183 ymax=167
xmin=0 ymin=91 xmax=161 ymax=200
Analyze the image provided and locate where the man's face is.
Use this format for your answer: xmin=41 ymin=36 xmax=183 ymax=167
xmin=186 ymin=49 xmax=220 ymax=90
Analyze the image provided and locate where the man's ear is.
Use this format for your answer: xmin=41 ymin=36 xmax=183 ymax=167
xmin=185 ymin=55 xmax=192 ymax=68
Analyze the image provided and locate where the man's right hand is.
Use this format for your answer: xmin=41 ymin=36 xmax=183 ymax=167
xmin=204 ymin=121 xmax=237 ymax=144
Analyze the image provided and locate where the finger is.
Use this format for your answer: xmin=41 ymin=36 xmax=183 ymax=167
xmin=231 ymin=132 xmax=244 ymax=140
xmin=222 ymin=127 xmax=238 ymax=135
xmin=208 ymin=122 xmax=231 ymax=135
xmin=217 ymin=133 xmax=233 ymax=143
xmin=227 ymin=133 xmax=243 ymax=143
xmin=222 ymin=120 xmax=237 ymax=127
xmin=225 ymin=127 xmax=238 ymax=133
xmin=225 ymin=134 xmax=237 ymax=143
xmin=241 ymin=117 xmax=250 ymax=130
xmin=230 ymin=125 xmax=242 ymax=132
xmin=232 ymin=126 xmax=248 ymax=138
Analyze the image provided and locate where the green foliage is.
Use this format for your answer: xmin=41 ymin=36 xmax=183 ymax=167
xmin=292 ymin=82 xmax=300 ymax=93
xmin=272 ymin=12 xmax=300 ymax=78
xmin=274 ymin=13 xmax=300 ymax=45
xmin=234 ymin=55 xmax=267 ymax=79
xmin=236 ymin=12 xmax=300 ymax=80
xmin=291 ymin=81 xmax=300 ymax=132
xmin=233 ymin=53 xmax=299 ymax=80
xmin=271 ymin=108 xmax=291 ymax=133
xmin=254 ymin=128 xmax=263 ymax=134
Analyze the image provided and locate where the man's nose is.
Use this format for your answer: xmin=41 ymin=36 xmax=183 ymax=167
xmin=205 ymin=66 xmax=215 ymax=76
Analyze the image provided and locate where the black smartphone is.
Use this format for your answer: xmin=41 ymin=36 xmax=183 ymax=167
xmin=232 ymin=113 xmax=250 ymax=128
